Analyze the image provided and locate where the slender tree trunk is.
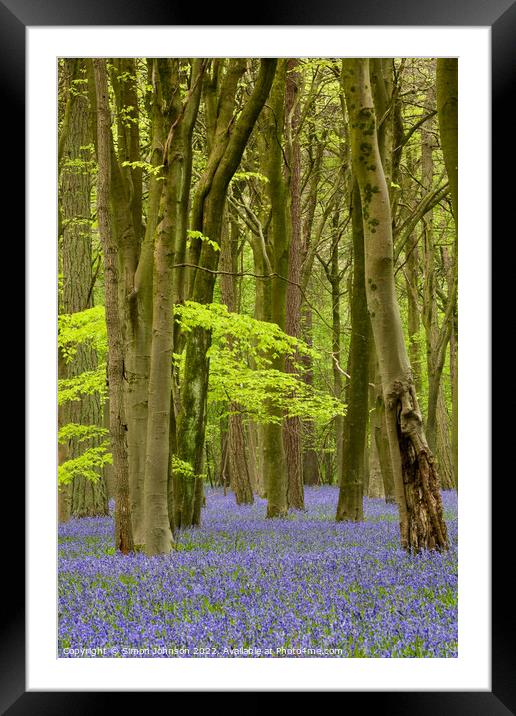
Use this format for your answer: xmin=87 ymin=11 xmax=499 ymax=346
xmin=301 ymin=307 xmax=320 ymax=486
xmin=93 ymin=58 xmax=134 ymax=554
xmin=450 ymin=317 xmax=458 ymax=489
xmin=421 ymin=117 xmax=439 ymax=452
xmin=88 ymin=57 xmax=149 ymax=544
xmin=436 ymin=60 xmax=458 ymax=221
xmin=123 ymin=59 xmax=166 ymax=547
xmin=329 ymin=210 xmax=345 ymax=485
xmin=249 ymin=242 xmax=269 ymax=496
xmin=262 ymin=61 xmax=289 ymax=518
xmin=220 ymin=217 xmax=253 ymax=504
xmin=283 ymin=59 xmax=304 ymax=510
xmin=144 ymin=60 xmax=204 ymax=554
xmin=343 ymin=58 xmax=448 ymax=552
xmin=246 ymin=421 xmax=261 ymax=495
xmin=406 ymin=234 xmax=423 ymax=396
xmin=420 ymin=103 xmax=456 ymax=465
xmin=437 ymin=58 xmax=458 ymax=490
xmin=58 ymin=352 xmax=71 ymax=523
xmin=366 ymin=338 xmax=383 ymax=498
xmin=436 ymin=386 xmax=454 ymax=490
xmin=372 ymin=361 xmax=397 ymax=503
xmin=336 ymin=181 xmax=370 ymax=521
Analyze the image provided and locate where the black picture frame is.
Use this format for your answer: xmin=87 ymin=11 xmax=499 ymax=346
xmin=7 ymin=0 xmax=509 ymax=710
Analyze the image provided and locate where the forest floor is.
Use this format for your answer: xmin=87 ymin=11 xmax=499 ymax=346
xmin=58 ymin=487 xmax=458 ymax=658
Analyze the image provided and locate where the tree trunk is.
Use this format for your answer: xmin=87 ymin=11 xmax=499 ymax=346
xmin=246 ymin=421 xmax=262 ymax=496
xmin=420 ymin=101 xmax=455 ymax=464
xmin=436 ymin=386 xmax=454 ymax=490
xmin=283 ymin=59 xmax=304 ymax=510
xmin=436 ymin=60 xmax=458 ymax=221
xmin=405 ymin=234 xmax=423 ymax=396
xmin=342 ymin=58 xmax=448 ymax=553
xmin=58 ymin=352 xmax=71 ymax=523
xmin=174 ymin=59 xmax=277 ymax=527
xmin=123 ymin=59 xmax=167 ymax=547
xmin=301 ymin=307 xmax=320 ymax=486
xmin=93 ymin=58 xmax=134 ymax=554
xmin=370 ymin=349 xmax=396 ymax=503
xmin=60 ymin=58 xmax=108 ymax=518
xmin=262 ymin=61 xmax=289 ymax=517
xmin=144 ymin=60 xmax=204 ymax=554
xmin=336 ymin=180 xmax=370 ymax=521
xmin=329 ymin=210 xmax=344 ymax=486
xmin=437 ymin=58 xmax=458 ymax=490
xmin=450 ymin=318 xmax=458 ymax=489
xmin=220 ymin=216 xmax=253 ymax=504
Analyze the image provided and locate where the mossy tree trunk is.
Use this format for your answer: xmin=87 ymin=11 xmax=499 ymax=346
xmin=122 ymin=59 xmax=165 ymax=547
xmin=368 ymin=58 xmax=397 ymax=506
xmin=405 ymin=234 xmax=423 ymax=397
xmin=88 ymin=57 xmax=149 ymax=544
xmin=342 ymin=58 xmax=448 ymax=553
xmin=436 ymin=60 xmax=458 ymax=222
xmin=262 ymin=61 xmax=289 ymax=518
xmin=173 ymin=59 xmax=277 ymax=527
xmin=283 ymin=59 xmax=304 ymax=510
xmin=144 ymin=59 xmax=205 ymax=555
xmin=336 ymin=180 xmax=370 ymax=521
xmin=326 ymin=210 xmax=345 ymax=486
xmin=93 ymin=58 xmax=134 ymax=554
xmin=436 ymin=58 xmax=458 ymax=489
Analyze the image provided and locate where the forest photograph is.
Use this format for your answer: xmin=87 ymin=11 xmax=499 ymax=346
xmin=57 ymin=56 xmax=458 ymax=659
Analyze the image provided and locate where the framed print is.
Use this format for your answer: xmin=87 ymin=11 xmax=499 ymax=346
xmin=6 ymin=0 xmax=511 ymax=710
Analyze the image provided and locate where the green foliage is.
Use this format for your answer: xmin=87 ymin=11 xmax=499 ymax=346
xmin=210 ymin=360 xmax=345 ymax=425
xmin=170 ymin=455 xmax=206 ymax=482
xmin=174 ymin=301 xmax=315 ymax=366
xmin=186 ymin=230 xmax=220 ymax=252
xmin=58 ymin=306 xmax=107 ymax=362
xmin=121 ymin=160 xmax=164 ymax=178
xmin=58 ymin=444 xmax=112 ymax=485
xmin=58 ymin=365 xmax=107 ymax=405
xmin=230 ymin=171 xmax=269 ymax=184
xmin=58 ymin=423 xmax=109 ymax=444
xmin=174 ymin=302 xmax=345 ymax=425
xmin=58 ymin=307 xmax=109 ymax=484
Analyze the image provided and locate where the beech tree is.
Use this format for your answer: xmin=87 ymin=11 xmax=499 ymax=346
xmin=172 ymin=59 xmax=277 ymax=528
xmin=58 ymin=56 xmax=457 ymax=556
xmin=342 ymin=58 xmax=448 ymax=552
xmin=93 ymin=58 xmax=134 ymax=553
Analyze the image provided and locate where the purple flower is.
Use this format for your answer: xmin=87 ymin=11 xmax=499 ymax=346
xmin=58 ymin=488 xmax=458 ymax=657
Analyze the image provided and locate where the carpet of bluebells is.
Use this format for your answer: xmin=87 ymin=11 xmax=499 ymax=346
xmin=58 ymin=488 xmax=458 ymax=658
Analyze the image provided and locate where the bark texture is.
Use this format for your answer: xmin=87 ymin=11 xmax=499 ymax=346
xmin=283 ymin=59 xmax=305 ymax=510
xmin=144 ymin=59 xmax=204 ymax=554
xmin=262 ymin=61 xmax=289 ymax=517
xmin=60 ymin=58 xmax=108 ymax=518
xmin=343 ymin=58 xmax=448 ymax=552
xmin=336 ymin=180 xmax=369 ymax=521
xmin=93 ymin=58 xmax=134 ymax=554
